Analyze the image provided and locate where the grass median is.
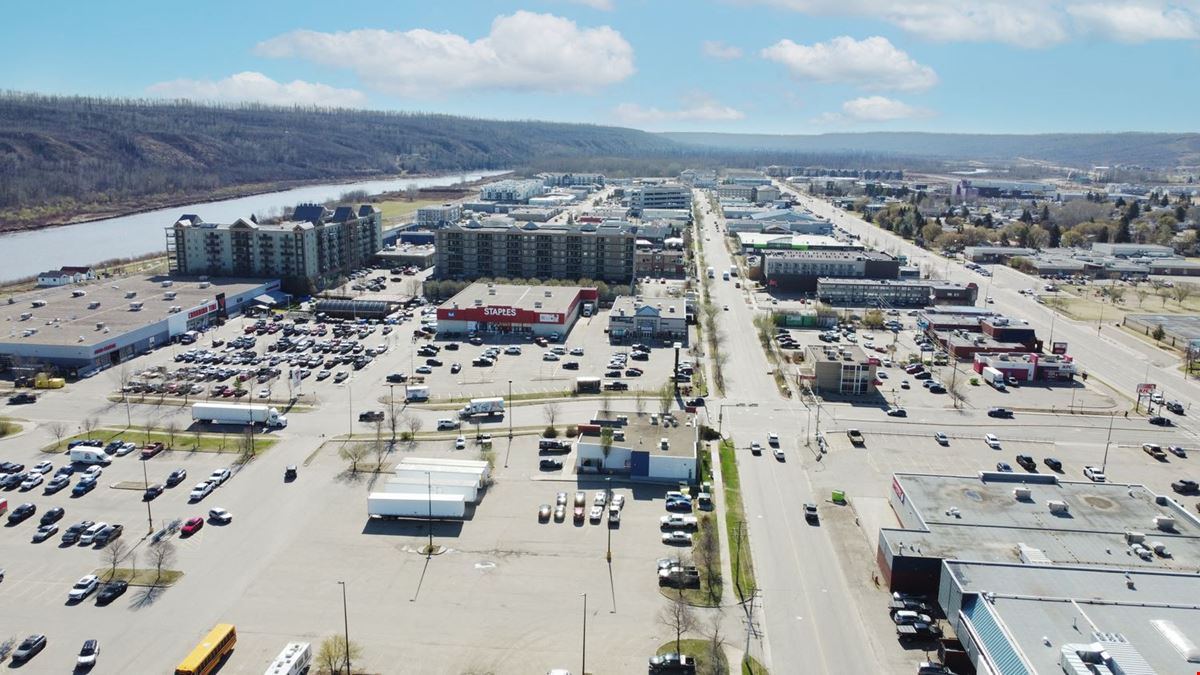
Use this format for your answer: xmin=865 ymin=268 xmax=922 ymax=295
xmin=719 ymin=439 xmax=757 ymax=600
xmin=44 ymin=427 xmax=276 ymax=455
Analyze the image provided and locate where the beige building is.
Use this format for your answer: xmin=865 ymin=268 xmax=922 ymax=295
xmin=434 ymin=219 xmax=636 ymax=282
xmin=804 ymin=344 xmax=877 ymax=395
xmin=167 ymin=205 xmax=381 ymax=292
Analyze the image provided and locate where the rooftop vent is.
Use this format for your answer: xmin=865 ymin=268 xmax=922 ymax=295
xmin=1013 ymin=487 xmax=1032 ymax=501
xmin=71 ymin=290 xmax=86 ymax=297
xmin=87 ymin=301 xmax=100 ymax=309
xmin=1154 ymin=515 xmax=1175 ymax=531
xmin=1048 ymin=500 xmax=1069 ymax=514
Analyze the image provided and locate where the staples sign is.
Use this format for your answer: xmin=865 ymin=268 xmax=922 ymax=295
xmin=188 ymin=303 xmax=217 ymax=320
xmin=484 ymin=307 xmax=519 ymax=318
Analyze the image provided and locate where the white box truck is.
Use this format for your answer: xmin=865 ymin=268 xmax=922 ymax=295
xmin=459 ymin=397 xmax=504 ymax=418
xmin=69 ymin=448 xmax=112 ymax=465
xmin=192 ymin=402 xmax=288 ymax=428
xmin=367 ymin=492 xmax=467 ymax=519
xmin=405 ymin=386 xmax=430 ymax=403
xmin=982 ymin=366 xmax=1007 ymax=391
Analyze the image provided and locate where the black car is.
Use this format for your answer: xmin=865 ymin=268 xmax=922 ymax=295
xmin=913 ymin=371 xmax=932 ymax=380
xmin=539 ymin=459 xmax=564 ymax=471
xmin=425 ymin=358 xmax=443 ymax=367
xmin=385 ymin=373 xmax=408 ymax=383
xmin=450 ymin=363 xmax=461 ymax=374
xmin=7 ymin=502 xmax=35 ymax=524
xmin=604 ymin=381 xmax=629 ymax=391
xmin=988 ymin=408 xmax=1014 ymax=418
xmin=562 ymin=361 xmax=579 ymax=370
xmin=1166 ymin=401 xmax=1185 ymax=414
xmin=12 ymin=634 xmax=46 ymax=663
xmin=40 ymin=506 xmax=65 ymax=526
xmin=94 ymin=524 xmax=123 ymax=546
xmin=61 ymin=520 xmax=95 ymax=544
xmin=443 ymin=342 xmax=460 ymax=351
xmin=96 ymin=580 xmax=129 ymax=605
xmin=804 ymin=503 xmax=819 ymax=523
xmin=686 ymin=397 xmax=705 ymax=407
xmin=996 ymin=462 xmax=1013 ymax=472
xmin=1172 ymin=479 xmax=1199 ymax=494
xmin=624 ymin=368 xmax=643 ymax=377
xmin=468 ymin=336 xmax=484 ymax=346
xmin=166 ymin=469 xmax=187 ymax=487
xmin=285 ymin=465 xmax=298 ymax=481
xmin=1044 ymin=457 xmax=1063 ymax=472
xmin=7 ymin=392 xmax=36 ymax=404
xmin=358 ymin=410 xmax=385 ymax=422
xmin=630 ymin=351 xmax=650 ymax=361
xmin=143 ymin=484 xmax=164 ymax=501
xmin=1015 ymin=455 xmax=1037 ymax=471
xmin=648 ymin=652 xmax=695 ymax=674
xmin=0 ymin=461 xmax=25 ymax=474
xmin=1150 ymin=416 xmax=1173 ymax=426
xmin=605 ymin=369 xmax=623 ymax=377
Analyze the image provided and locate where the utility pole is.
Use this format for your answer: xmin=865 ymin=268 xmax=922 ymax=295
xmin=1102 ymin=412 xmax=1115 ymax=473
xmin=338 ymin=581 xmax=351 ymax=675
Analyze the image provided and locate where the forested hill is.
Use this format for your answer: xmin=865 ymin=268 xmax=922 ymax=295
xmin=661 ymin=131 xmax=1200 ymax=169
xmin=0 ymin=93 xmax=681 ymax=231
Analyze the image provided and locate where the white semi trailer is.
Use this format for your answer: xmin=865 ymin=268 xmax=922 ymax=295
xmin=191 ymin=402 xmax=288 ymax=429
xmin=367 ymin=493 xmax=467 ymax=519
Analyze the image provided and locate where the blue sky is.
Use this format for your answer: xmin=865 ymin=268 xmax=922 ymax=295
xmin=2 ymin=0 xmax=1198 ymax=134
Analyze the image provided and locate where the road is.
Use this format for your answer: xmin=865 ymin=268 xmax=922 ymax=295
xmin=782 ymin=182 xmax=1200 ymax=439
xmin=692 ymin=194 xmax=885 ymax=673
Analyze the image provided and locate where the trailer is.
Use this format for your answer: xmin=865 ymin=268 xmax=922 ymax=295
xmin=383 ymin=477 xmax=479 ymax=503
xmin=405 ymin=385 xmax=430 ymax=402
xmin=393 ymin=467 xmax=486 ymax=488
xmin=368 ymin=492 xmax=467 ymax=519
xmin=982 ymin=366 xmax=1007 ymax=391
xmin=191 ymin=402 xmax=288 ymax=429
xmin=263 ymin=642 xmax=311 ymax=675
xmin=397 ymin=456 xmax=490 ymax=473
xmin=459 ymin=397 xmax=504 ymax=418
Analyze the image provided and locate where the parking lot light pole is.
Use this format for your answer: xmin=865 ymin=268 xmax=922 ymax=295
xmin=508 ymin=380 xmax=513 ymax=439
xmin=142 ymin=460 xmax=154 ymax=535
xmin=337 ymin=580 xmax=351 ymax=675
xmin=605 ymin=477 xmax=613 ymax=563
xmin=580 ymin=592 xmax=588 ymax=675
xmin=1102 ymin=411 xmax=1115 ymax=473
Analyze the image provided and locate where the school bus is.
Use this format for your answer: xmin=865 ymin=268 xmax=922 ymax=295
xmin=175 ymin=623 xmax=236 ymax=675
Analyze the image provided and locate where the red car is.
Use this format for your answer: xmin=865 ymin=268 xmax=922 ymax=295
xmin=181 ymin=517 xmax=204 ymax=536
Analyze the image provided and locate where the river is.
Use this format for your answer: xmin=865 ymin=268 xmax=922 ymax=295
xmin=0 ymin=170 xmax=508 ymax=282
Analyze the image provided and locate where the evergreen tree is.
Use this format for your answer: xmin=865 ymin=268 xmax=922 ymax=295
xmin=1096 ymin=226 xmax=1110 ymax=243
xmin=1040 ymin=204 xmax=1051 ymax=223
xmin=1114 ymin=218 xmax=1132 ymax=243
xmin=1020 ymin=208 xmax=1033 ymax=224
xmin=1047 ymin=222 xmax=1062 ymax=248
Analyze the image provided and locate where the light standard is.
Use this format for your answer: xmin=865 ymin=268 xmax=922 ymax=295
xmin=507 ymin=380 xmax=513 ymax=439
xmin=347 ymin=385 xmax=353 ymax=438
xmin=425 ymin=470 xmax=434 ymax=555
xmin=142 ymin=460 xmax=154 ymax=535
xmin=1101 ymin=411 xmax=1115 ymax=473
xmin=605 ymin=477 xmax=613 ymax=563
xmin=580 ymin=592 xmax=588 ymax=675
xmin=337 ymin=581 xmax=351 ymax=675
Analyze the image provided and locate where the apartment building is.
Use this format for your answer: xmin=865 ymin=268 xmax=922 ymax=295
xmin=817 ymin=279 xmax=979 ymax=307
xmin=434 ymin=219 xmax=636 ymax=282
xmin=539 ymin=172 xmax=605 ymax=187
xmin=415 ymin=203 xmax=463 ymax=228
xmin=763 ymin=250 xmax=899 ymax=292
xmin=166 ymin=204 xmax=382 ymax=292
xmin=480 ymin=179 xmax=545 ymax=203
xmin=628 ymin=184 xmax=692 ymax=214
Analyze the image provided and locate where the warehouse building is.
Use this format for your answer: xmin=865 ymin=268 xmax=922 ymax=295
xmin=434 ymin=219 xmax=636 ymax=282
xmin=167 ymin=204 xmax=381 ymax=293
xmin=817 ymin=279 xmax=978 ymax=307
xmin=608 ymin=296 xmax=688 ymax=343
xmin=735 ymin=232 xmax=855 ymax=253
xmin=0 ymin=275 xmax=280 ymax=375
xmin=435 ymin=283 xmax=598 ymax=338
xmin=576 ymin=412 xmax=699 ymax=483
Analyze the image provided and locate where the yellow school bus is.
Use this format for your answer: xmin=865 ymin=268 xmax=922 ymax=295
xmin=175 ymin=623 xmax=236 ymax=675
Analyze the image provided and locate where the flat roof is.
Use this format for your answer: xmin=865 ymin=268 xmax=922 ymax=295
xmin=735 ymin=233 xmax=852 ymax=247
xmin=590 ymin=411 xmax=697 ymax=458
xmin=806 ymin=344 xmax=873 ymax=365
xmin=442 ymin=283 xmax=586 ymax=316
xmin=885 ymin=473 xmax=1200 ymax=571
xmin=0 ymin=275 xmax=270 ymax=347
xmin=945 ymin=561 xmax=1200 ymax=675
xmin=610 ymin=295 xmax=687 ymax=317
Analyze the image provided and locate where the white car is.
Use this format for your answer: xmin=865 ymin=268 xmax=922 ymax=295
xmin=32 ymin=461 xmax=53 ymax=475
xmin=767 ymin=433 xmax=779 ymax=446
xmin=985 ymin=434 xmax=1001 ymax=449
xmin=877 ymin=371 xmax=888 ymax=379
xmin=208 ymin=508 xmax=233 ymax=524
xmin=113 ymin=442 xmax=137 ymax=457
xmin=436 ymin=419 xmax=460 ymax=431
xmin=504 ymin=346 xmax=522 ymax=355
xmin=662 ymin=531 xmax=693 ymax=545
xmin=455 ymin=436 xmax=466 ymax=450
xmin=68 ymin=575 xmax=100 ymax=602
xmin=610 ymin=494 xmax=625 ymax=511
xmin=593 ymin=491 xmax=608 ymax=507
xmin=1084 ymin=466 xmax=1107 ymax=482
xmin=569 ymin=347 xmax=585 ymax=356
xmin=189 ymin=481 xmax=215 ymax=501
xmin=934 ymin=432 xmax=949 ymax=445
xmin=772 ymin=447 xmax=785 ymax=460
xmin=209 ymin=468 xmax=231 ymax=485
xmin=257 ymin=388 xmax=270 ymax=399
xmin=83 ymin=466 xmax=103 ymax=479
xmin=588 ymin=505 xmax=604 ymax=522
xmin=542 ymin=352 xmax=560 ymax=361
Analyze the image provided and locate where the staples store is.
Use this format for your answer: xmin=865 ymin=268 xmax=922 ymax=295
xmin=436 ymin=283 xmax=598 ymax=337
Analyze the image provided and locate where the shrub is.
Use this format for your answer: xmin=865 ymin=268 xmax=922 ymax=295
xmin=542 ymin=425 xmax=559 ymax=438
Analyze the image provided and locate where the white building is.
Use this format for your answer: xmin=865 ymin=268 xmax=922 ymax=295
xmin=480 ymin=179 xmax=545 ymax=203
xmin=628 ymin=184 xmax=692 ymax=214
xmin=415 ymin=203 xmax=463 ymax=228
xmin=576 ymin=414 xmax=699 ymax=483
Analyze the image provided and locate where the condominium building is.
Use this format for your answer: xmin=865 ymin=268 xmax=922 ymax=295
xmin=435 ymin=219 xmax=636 ymax=282
xmin=628 ymin=184 xmax=692 ymax=214
xmin=415 ymin=203 xmax=463 ymax=228
xmin=480 ymin=179 xmax=545 ymax=203
xmin=166 ymin=205 xmax=382 ymax=292
xmin=538 ymin=172 xmax=605 ymax=187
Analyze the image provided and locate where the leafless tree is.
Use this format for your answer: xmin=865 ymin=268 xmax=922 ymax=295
xmin=635 ymin=389 xmax=646 ymax=415
xmin=694 ymin=514 xmax=723 ymax=604
xmin=405 ymin=414 xmax=423 ymax=444
xmin=947 ymin=374 xmax=968 ymax=410
xmin=658 ymin=593 xmax=698 ymax=658
xmin=47 ymin=421 xmax=68 ymax=449
xmin=1171 ymin=283 xmax=1194 ymax=306
xmin=658 ymin=380 xmax=674 ymax=416
xmin=387 ymin=402 xmax=400 ymax=446
xmin=163 ymin=418 xmax=180 ymax=449
xmin=102 ymin=538 xmax=130 ymax=580
xmin=81 ymin=416 xmax=100 ymax=440
xmin=143 ymin=417 xmax=157 ymax=446
xmin=542 ymin=402 xmax=561 ymax=433
xmin=238 ymin=426 xmax=256 ymax=463
xmin=702 ymin=610 xmax=729 ymax=675
xmin=339 ymin=442 xmax=369 ymax=472
xmin=149 ymin=541 xmax=177 ymax=584
xmin=1134 ymin=287 xmax=1149 ymax=307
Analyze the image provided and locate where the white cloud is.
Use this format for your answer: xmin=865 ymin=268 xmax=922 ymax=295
xmin=614 ymin=96 xmax=746 ymax=127
xmin=146 ymin=71 xmax=366 ymax=106
xmin=761 ymin=36 xmax=938 ymax=92
xmin=1067 ymin=3 xmax=1200 ymax=42
xmin=744 ymin=0 xmax=1200 ymax=46
xmin=563 ymin=0 xmax=614 ymax=9
xmin=839 ymin=95 xmax=925 ymax=121
xmin=703 ymin=40 xmax=743 ymax=60
xmin=255 ymin=12 xmax=634 ymax=97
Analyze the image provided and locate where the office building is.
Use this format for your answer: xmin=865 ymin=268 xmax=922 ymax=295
xmin=803 ymin=344 xmax=877 ymax=395
xmin=435 ymin=283 xmax=597 ymax=337
xmin=434 ymin=220 xmax=636 ymax=282
xmin=415 ymin=203 xmax=463 ymax=228
xmin=763 ymin=250 xmax=899 ymax=292
xmin=576 ymin=412 xmax=698 ymax=483
xmin=166 ymin=205 xmax=381 ymax=293
xmin=480 ymin=179 xmax=544 ymax=203
xmin=628 ymin=184 xmax=692 ymax=214
xmin=608 ymin=296 xmax=688 ymax=342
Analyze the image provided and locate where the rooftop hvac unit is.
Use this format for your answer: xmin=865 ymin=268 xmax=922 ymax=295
xmin=1131 ymin=544 xmax=1153 ymax=560
xmin=19 ymin=312 xmax=32 ymax=321
xmin=161 ymin=280 xmax=173 ymax=287
xmin=87 ymin=301 xmax=100 ymax=309
xmin=198 ymin=281 xmax=211 ymax=289
xmin=473 ymin=299 xmax=483 ymax=306
xmin=95 ymin=322 xmax=105 ymax=331
xmin=31 ymin=300 xmax=46 ymax=308
xmin=124 ymin=291 xmax=137 ymax=299
xmin=1150 ymin=541 xmax=1168 ymax=556
xmin=544 ymin=290 xmax=552 ymax=297
xmin=129 ymin=302 xmax=144 ymax=311
xmin=71 ymin=290 xmax=86 ymax=297
xmin=1013 ymin=487 xmax=1032 ymax=501
xmin=1047 ymin=500 xmax=1069 ymax=514
xmin=488 ymin=287 xmax=496 ymax=295
xmin=1124 ymin=531 xmax=1145 ymax=544
xmin=1153 ymin=515 xmax=1175 ymax=531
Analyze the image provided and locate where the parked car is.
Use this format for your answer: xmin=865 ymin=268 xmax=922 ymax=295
xmin=76 ymin=639 xmax=100 ymax=669
xmin=886 ymin=408 xmax=907 ymax=417
xmin=985 ymin=434 xmax=1001 ymax=449
xmin=143 ymin=484 xmax=164 ymax=501
xmin=988 ymin=408 xmax=1014 ymax=418
xmin=39 ymin=506 xmax=65 ymax=525
xmin=166 ymin=468 xmax=187 ymax=487
xmin=1015 ymin=455 xmax=1036 ymax=471
xmin=1149 ymin=416 xmax=1173 ymax=426
xmin=804 ymin=503 xmax=819 ymax=523
xmin=1171 ymin=479 xmax=1199 ymax=494
xmin=933 ymin=432 xmax=949 ymax=445
xmin=188 ymin=481 xmax=214 ymax=502
xmin=539 ymin=459 xmax=563 ymax=471
xmin=648 ymin=652 xmax=695 ymax=673
xmin=209 ymin=468 xmax=232 ymax=485
xmin=93 ymin=524 xmax=123 ymax=546
xmin=662 ymin=531 xmax=694 ymax=545
xmin=7 ymin=502 xmax=35 ymax=524
xmin=1044 ymin=457 xmax=1063 ymax=472
xmin=44 ymin=474 xmax=70 ymax=493
xmin=208 ymin=508 xmax=233 ymax=524
xmin=12 ymin=634 xmax=47 ymax=663
xmin=68 ymin=574 xmax=100 ymax=602
xmin=1169 ymin=446 xmax=1188 ymax=458
xmin=96 ymin=580 xmax=128 ymax=605
xmin=181 ymin=516 xmax=204 ymax=536
xmin=996 ymin=462 xmax=1013 ymax=472
xmin=1084 ymin=465 xmax=1107 ymax=482
xmin=750 ymin=442 xmax=762 ymax=455
xmin=61 ymin=520 xmax=95 ymax=545
xmin=32 ymin=523 xmax=59 ymax=542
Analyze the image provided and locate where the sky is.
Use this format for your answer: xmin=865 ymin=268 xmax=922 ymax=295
xmin=3 ymin=0 xmax=1199 ymax=134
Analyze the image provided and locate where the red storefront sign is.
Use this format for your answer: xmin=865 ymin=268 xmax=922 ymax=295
xmin=439 ymin=305 xmax=564 ymax=325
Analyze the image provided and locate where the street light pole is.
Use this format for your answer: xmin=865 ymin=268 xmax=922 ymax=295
xmin=426 ymin=470 xmax=434 ymax=555
xmin=508 ymin=380 xmax=513 ymax=439
xmin=337 ymin=581 xmax=351 ymax=675
xmin=1102 ymin=411 xmax=1115 ymax=473
xmin=142 ymin=460 xmax=153 ymax=535
xmin=581 ymin=592 xmax=588 ymax=675
xmin=605 ymin=477 xmax=612 ymax=563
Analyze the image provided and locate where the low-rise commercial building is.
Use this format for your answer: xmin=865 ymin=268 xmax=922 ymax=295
xmin=435 ymin=283 xmax=597 ymax=337
xmin=434 ymin=219 xmax=636 ymax=282
xmin=634 ymin=248 xmax=686 ymax=278
xmin=963 ymin=245 xmax=1037 ymax=263
xmin=971 ymin=351 xmax=1076 ymax=381
xmin=804 ymin=344 xmax=877 ymax=395
xmin=374 ymin=245 xmax=436 ymax=271
xmin=608 ymin=296 xmax=688 ymax=343
xmin=1092 ymin=242 xmax=1175 ymax=258
xmin=576 ymin=412 xmax=698 ymax=483
xmin=0 ymin=275 xmax=280 ymax=374
xmin=763 ymin=250 xmax=899 ymax=292
xmin=735 ymin=233 xmax=858 ymax=253
xmin=538 ymin=172 xmax=604 ymax=187
xmin=817 ymin=279 xmax=978 ymax=307
xmin=167 ymin=204 xmax=381 ymax=293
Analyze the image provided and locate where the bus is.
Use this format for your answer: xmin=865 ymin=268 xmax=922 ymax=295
xmin=176 ymin=623 xmax=237 ymax=675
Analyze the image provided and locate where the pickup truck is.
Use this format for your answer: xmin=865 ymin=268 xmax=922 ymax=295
xmin=897 ymin=623 xmax=943 ymax=641
xmin=847 ymin=429 xmax=865 ymax=446
xmin=1142 ymin=443 xmax=1167 ymax=460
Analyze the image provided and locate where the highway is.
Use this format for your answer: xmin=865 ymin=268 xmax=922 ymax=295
xmin=692 ymin=195 xmax=886 ymax=673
